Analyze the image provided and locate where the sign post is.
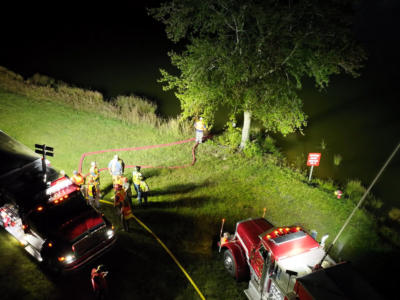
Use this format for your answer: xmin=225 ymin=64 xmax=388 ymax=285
xmin=35 ymin=144 xmax=54 ymax=182
xmin=307 ymin=153 xmax=321 ymax=182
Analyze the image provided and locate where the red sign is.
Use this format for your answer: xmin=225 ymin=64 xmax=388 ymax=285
xmin=307 ymin=153 xmax=321 ymax=166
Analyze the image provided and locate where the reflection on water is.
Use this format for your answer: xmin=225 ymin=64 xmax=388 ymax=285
xmin=275 ymin=68 xmax=400 ymax=209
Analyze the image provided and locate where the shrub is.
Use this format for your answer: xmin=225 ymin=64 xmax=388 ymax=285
xmin=115 ymin=95 xmax=157 ymax=125
xmin=243 ymin=140 xmax=263 ymax=158
xmin=315 ymin=178 xmax=337 ymax=194
xmin=261 ymin=135 xmax=280 ymax=155
xmin=216 ymin=120 xmax=242 ymax=151
xmin=333 ymin=154 xmax=342 ymax=166
xmin=345 ymin=180 xmax=365 ymax=204
xmin=388 ymin=207 xmax=400 ymax=222
xmin=379 ymin=226 xmax=400 ymax=248
xmin=28 ymin=73 xmax=56 ymax=87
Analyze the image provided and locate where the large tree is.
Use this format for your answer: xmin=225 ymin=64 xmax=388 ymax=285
xmin=151 ymin=0 xmax=366 ymax=148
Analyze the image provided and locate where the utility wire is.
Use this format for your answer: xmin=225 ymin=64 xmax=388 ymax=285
xmin=320 ymin=141 xmax=400 ymax=265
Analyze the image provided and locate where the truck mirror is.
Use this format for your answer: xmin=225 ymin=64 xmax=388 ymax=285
xmin=286 ymin=269 xmax=298 ymax=277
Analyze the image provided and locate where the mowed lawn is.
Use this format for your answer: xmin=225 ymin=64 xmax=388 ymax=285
xmin=0 ymin=90 xmax=394 ymax=299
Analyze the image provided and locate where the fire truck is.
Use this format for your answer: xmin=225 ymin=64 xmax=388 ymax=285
xmin=219 ymin=217 xmax=335 ymax=300
xmin=0 ymin=131 xmax=116 ymax=272
xmin=219 ymin=217 xmax=383 ymax=299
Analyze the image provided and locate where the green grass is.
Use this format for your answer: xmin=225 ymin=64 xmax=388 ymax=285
xmin=0 ymin=88 xmax=395 ymax=299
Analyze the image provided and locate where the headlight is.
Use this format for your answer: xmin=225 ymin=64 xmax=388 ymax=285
xmin=58 ymin=254 xmax=76 ymax=264
xmin=107 ymin=229 xmax=114 ymax=238
xmin=65 ymin=255 xmax=75 ymax=263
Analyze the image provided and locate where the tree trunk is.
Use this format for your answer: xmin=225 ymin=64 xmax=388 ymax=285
xmin=239 ymin=110 xmax=252 ymax=149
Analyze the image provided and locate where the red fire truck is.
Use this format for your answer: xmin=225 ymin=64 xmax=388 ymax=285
xmin=219 ymin=217 xmax=383 ymax=299
xmin=0 ymin=131 xmax=116 ymax=273
xmin=219 ymin=217 xmax=335 ymax=300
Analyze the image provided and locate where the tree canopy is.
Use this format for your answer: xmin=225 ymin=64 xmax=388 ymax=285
xmin=151 ymin=0 xmax=366 ymax=146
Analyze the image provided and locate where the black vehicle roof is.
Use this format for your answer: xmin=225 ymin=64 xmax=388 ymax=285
xmin=0 ymin=130 xmax=59 ymax=211
xmin=0 ymin=130 xmax=40 ymax=174
xmin=296 ymin=261 xmax=383 ymax=300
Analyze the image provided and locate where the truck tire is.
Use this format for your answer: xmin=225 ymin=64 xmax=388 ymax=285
xmin=223 ymin=249 xmax=237 ymax=279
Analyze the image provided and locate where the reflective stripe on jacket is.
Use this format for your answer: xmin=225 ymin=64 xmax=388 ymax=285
xmin=132 ymin=171 xmax=142 ymax=185
xmin=194 ymin=120 xmax=206 ymax=131
xmin=71 ymin=174 xmax=84 ymax=186
xmin=139 ymin=181 xmax=149 ymax=192
xmin=90 ymin=166 xmax=99 ymax=182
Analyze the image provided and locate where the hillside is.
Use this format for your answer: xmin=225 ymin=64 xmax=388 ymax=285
xmin=0 ymin=67 xmax=396 ymax=299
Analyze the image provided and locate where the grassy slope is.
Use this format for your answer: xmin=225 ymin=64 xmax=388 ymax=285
xmin=0 ymin=90 xmax=394 ymax=299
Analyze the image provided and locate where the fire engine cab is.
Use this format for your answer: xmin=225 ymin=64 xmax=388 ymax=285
xmin=0 ymin=131 xmax=116 ymax=272
xmin=219 ymin=217 xmax=335 ymax=300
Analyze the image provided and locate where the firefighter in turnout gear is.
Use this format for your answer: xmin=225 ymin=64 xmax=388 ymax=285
xmin=113 ymin=184 xmax=133 ymax=230
xmin=132 ymin=166 xmax=142 ymax=197
xmin=120 ymin=175 xmax=134 ymax=211
xmin=71 ymin=170 xmax=84 ymax=187
xmin=113 ymin=184 xmax=126 ymax=209
xmin=90 ymin=161 xmax=101 ymax=205
xmin=86 ymin=176 xmax=99 ymax=208
xmin=137 ymin=175 xmax=149 ymax=206
xmin=194 ymin=117 xmax=207 ymax=144
xmin=120 ymin=200 xmax=134 ymax=232
xmin=91 ymin=264 xmax=108 ymax=299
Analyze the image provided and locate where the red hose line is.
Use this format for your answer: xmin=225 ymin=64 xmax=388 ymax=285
xmin=78 ymin=136 xmax=205 ymax=174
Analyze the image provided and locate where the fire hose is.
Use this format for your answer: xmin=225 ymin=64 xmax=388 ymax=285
xmin=100 ymin=199 xmax=206 ymax=300
xmin=78 ymin=137 xmax=200 ymax=174
xmin=79 ymin=137 xmax=208 ymax=299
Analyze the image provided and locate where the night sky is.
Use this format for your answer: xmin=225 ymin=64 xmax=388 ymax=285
xmin=0 ymin=1 xmax=181 ymax=115
xmin=1 ymin=1 xmax=399 ymax=113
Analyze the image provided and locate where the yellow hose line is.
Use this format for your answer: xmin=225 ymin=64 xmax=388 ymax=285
xmin=99 ymin=199 xmax=206 ymax=300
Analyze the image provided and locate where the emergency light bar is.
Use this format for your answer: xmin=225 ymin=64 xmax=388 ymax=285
xmin=46 ymin=177 xmax=78 ymax=203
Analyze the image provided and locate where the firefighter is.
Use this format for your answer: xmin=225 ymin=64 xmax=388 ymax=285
xmin=137 ymin=175 xmax=149 ymax=206
xmin=334 ymin=190 xmax=343 ymax=199
xmin=120 ymin=200 xmax=134 ymax=232
xmin=91 ymin=264 xmax=108 ymax=300
xmin=194 ymin=117 xmax=207 ymax=144
xmin=90 ymin=161 xmax=101 ymax=203
xmin=132 ymin=166 xmax=142 ymax=197
xmin=120 ymin=176 xmax=134 ymax=211
xmin=113 ymin=184 xmax=126 ymax=209
xmin=108 ymin=154 xmax=125 ymax=184
xmin=71 ymin=170 xmax=85 ymax=187
xmin=86 ymin=176 xmax=99 ymax=208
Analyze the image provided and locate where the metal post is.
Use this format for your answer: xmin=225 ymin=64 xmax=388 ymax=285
xmin=219 ymin=218 xmax=225 ymax=253
xmin=308 ymin=165 xmax=314 ymax=181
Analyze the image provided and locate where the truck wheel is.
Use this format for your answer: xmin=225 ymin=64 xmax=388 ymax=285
xmin=223 ymin=249 xmax=237 ymax=279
